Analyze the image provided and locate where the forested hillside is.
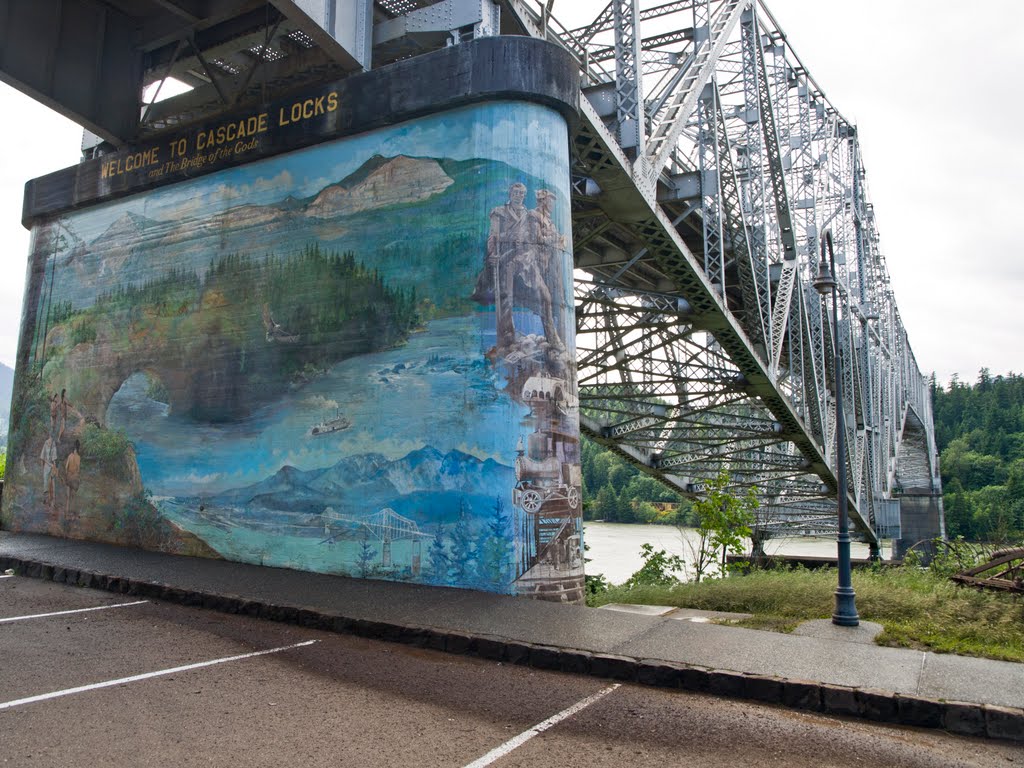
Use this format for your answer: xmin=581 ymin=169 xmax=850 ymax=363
xmin=581 ymin=438 xmax=690 ymax=524
xmin=581 ymin=368 xmax=1024 ymax=543
xmin=932 ymin=370 xmax=1024 ymax=542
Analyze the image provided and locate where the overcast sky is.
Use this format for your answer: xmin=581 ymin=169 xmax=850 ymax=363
xmin=0 ymin=0 xmax=1019 ymax=386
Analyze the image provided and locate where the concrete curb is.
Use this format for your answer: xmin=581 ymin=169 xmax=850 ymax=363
xmin=4 ymin=553 xmax=1022 ymax=743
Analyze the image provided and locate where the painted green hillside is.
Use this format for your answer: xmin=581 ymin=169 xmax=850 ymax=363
xmin=33 ymin=245 xmax=419 ymax=424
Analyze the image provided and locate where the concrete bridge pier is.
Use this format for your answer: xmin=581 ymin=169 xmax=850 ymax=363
xmin=894 ymin=492 xmax=946 ymax=562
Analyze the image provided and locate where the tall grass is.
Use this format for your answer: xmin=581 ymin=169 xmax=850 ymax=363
xmin=589 ymin=566 xmax=1024 ymax=662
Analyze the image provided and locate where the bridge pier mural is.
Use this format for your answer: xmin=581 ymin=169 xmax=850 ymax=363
xmin=2 ymin=94 xmax=584 ymax=602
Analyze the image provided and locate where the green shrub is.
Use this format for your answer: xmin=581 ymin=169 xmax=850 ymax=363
xmin=622 ymin=543 xmax=685 ymax=589
xmin=585 ymin=572 xmax=611 ymax=597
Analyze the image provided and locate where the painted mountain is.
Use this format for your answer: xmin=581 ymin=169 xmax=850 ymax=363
xmin=208 ymin=446 xmax=515 ymax=525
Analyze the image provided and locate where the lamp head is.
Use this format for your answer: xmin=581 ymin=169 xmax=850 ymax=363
xmin=813 ymin=257 xmax=836 ymax=295
xmin=813 ymin=229 xmax=837 ymax=295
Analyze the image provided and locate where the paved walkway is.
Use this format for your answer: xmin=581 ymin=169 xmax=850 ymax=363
xmin=1 ymin=531 xmax=1022 ymax=741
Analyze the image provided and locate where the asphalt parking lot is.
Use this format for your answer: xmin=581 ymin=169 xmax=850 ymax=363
xmin=1 ymin=574 xmax=1020 ymax=767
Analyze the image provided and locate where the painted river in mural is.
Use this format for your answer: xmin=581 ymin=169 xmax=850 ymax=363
xmin=108 ymin=316 xmax=527 ymax=497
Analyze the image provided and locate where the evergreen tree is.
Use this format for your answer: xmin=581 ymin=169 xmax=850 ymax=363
xmin=593 ymin=483 xmax=619 ymax=521
xmin=448 ymin=498 xmax=478 ymax=584
xmin=616 ymin=489 xmax=637 ymax=523
xmin=581 ymin=438 xmax=682 ymax=520
xmin=428 ymin=523 xmax=452 ymax=583
xmin=608 ymin=461 xmax=637 ymax=493
xmin=932 ymin=370 xmax=1024 ymax=541
xmin=357 ymin=529 xmax=378 ymax=578
xmin=478 ymin=497 xmax=513 ymax=587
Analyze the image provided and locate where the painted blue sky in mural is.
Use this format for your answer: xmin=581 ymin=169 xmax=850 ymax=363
xmin=61 ymin=101 xmax=571 ymax=243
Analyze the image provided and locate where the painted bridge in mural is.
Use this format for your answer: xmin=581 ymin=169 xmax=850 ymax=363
xmin=0 ymin=0 xmax=941 ymax=590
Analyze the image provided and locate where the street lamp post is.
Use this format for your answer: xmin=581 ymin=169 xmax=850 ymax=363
xmin=813 ymin=230 xmax=859 ymax=627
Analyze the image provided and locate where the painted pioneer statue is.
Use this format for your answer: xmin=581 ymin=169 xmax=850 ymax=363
xmin=527 ymin=188 xmax=568 ymax=347
xmin=473 ymin=183 xmax=568 ymax=356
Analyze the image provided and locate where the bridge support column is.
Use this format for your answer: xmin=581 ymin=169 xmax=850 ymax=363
xmin=894 ymin=492 xmax=945 ymax=563
xmin=3 ymin=37 xmax=586 ymax=602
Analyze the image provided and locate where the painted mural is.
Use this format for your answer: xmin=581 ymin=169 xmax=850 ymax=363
xmin=3 ymin=101 xmax=584 ymax=601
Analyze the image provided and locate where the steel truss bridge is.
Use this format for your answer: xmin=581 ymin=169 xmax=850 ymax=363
xmin=0 ymin=0 xmax=943 ymax=550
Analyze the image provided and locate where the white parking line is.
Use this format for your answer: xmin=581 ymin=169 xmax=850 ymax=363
xmin=0 ymin=600 xmax=150 ymax=624
xmin=0 ymin=639 xmax=318 ymax=710
xmin=0 ymin=575 xmax=15 ymax=579
xmin=463 ymin=683 xmax=621 ymax=768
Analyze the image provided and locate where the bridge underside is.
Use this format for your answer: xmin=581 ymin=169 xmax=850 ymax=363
xmin=510 ymin=0 xmax=942 ymax=545
xmin=0 ymin=0 xmax=944 ymax=548
xmin=570 ymin=107 xmax=860 ymax=539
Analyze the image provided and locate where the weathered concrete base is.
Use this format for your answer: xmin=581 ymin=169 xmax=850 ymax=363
xmin=792 ymin=619 xmax=884 ymax=644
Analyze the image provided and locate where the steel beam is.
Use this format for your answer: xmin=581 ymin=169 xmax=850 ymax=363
xmin=271 ymin=0 xmax=374 ymax=71
xmin=0 ymin=0 xmax=141 ymax=145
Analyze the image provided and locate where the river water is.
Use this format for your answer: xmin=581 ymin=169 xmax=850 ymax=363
xmin=583 ymin=521 xmax=891 ymax=585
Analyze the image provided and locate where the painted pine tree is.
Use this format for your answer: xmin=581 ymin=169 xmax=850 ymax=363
xmin=428 ymin=522 xmax=452 ymax=584
xmin=448 ymin=498 xmax=479 ymax=585
xmin=357 ymin=528 xmax=378 ymax=578
xmin=478 ymin=496 xmax=512 ymax=587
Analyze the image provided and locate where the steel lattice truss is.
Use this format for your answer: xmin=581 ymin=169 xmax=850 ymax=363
xmin=498 ymin=0 xmax=941 ymax=543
